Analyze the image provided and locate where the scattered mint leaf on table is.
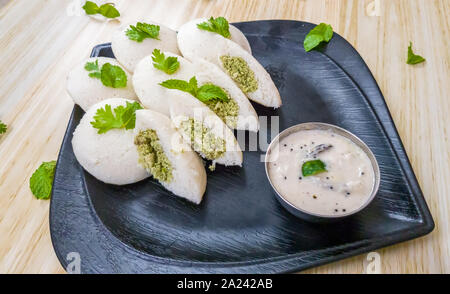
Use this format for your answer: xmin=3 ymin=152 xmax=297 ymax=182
xmin=30 ymin=161 xmax=57 ymax=200
xmin=82 ymin=1 xmax=120 ymax=18
xmin=0 ymin=121 xmax=7 ymax=134
xmin=407 ymin=42 xmax=426 ymax=65
xmin=303 ymin=23 xmax=333 ymax=52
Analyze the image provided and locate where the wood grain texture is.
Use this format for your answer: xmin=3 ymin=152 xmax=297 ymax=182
xmin=0 ymin=0 xmax=448 ymax=274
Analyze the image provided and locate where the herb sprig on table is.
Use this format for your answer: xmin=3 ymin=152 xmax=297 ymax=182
xmin=303 ymin=23 xmax=334 ymax=52
xmin=82 ymin=1 xmax=120 ymax=19
xmin=407 ymin=42 xmax=426 ymax=65
xmin=0 ymin=120 xmax=7 ymax=134
xmin=30 ymin=161 xmax=57 ymax=200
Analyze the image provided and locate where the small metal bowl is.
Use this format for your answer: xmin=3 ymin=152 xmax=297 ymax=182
xmin=265 ymin=122 xmax=380 ymax=223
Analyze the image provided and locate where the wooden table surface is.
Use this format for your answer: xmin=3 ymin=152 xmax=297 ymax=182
xmin=0 ymin=0 xmax=448 ymax=274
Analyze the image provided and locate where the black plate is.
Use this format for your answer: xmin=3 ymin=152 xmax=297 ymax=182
xmin=50 ymin=20 xmax=434 ymax=273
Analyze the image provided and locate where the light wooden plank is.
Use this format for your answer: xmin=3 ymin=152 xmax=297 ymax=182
xmin=0 ymin=0 xmax=448 ymax=274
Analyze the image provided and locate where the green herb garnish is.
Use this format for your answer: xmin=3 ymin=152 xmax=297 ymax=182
xmin=197 ymin=17 xmax=231 ymax=38
xmin=84 ymin=60 xmax=101 ymax=78
xmin=160 ymin=76 xmax=229 ymax=103
xmin=151 ymin=49 xmax=180 ymax=75
xmin=91 ymin=101 xmax=143 ymax=134
xmin=303 ymin=23 xmax=333 ymax=52
xmin=82 ymin=1 xmax=120 ymax=19
xmin=85 ymin=61 xmax=127 ymax=88
xmin=126 ymin=22 xmax=160 ymax=42
xmin=0 ymin=120 xmax=7 ymax=134
xmin=407 ymin=42 xmax=426 ymax=65
xmin=302 ymin=160 xmax=327 ymax=177
xmin=100 ymin=63 xmax=127 ymax=88
xmin=30 ymin=161 xmax=56 ymax=200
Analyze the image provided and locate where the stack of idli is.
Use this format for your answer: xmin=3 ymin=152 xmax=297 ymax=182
xmin=66 ymin=17 xmax=282 ymax=204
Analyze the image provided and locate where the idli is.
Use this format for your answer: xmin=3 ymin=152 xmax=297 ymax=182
xmin=66 ymin=57 xmax=137 ymax=111
xmin=134 ymin=109 xmax=207 ymax=204
xmin=112 ymin=21 xmax=180 ymax=72
xmin=169 ymin=94 xmax=243 ymax=167
xmin=178 ymin=18 xmax=282 ymax=108
xmin=72 ymin=98 xmax=149 ymax=185
xmin=133 ymin=50 xmax=259 ymax=132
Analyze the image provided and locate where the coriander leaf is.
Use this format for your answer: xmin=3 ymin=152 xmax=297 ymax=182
xmin=0 ymin=120 xmax=7 ymax=134
xmin=98 ymin=3 xmax=120 ymax=18
xmin=30 ymin=161 xmax=56 ymax=200
xmin=302 ymin=159 xmax=327 ymax=177
xmin=100 ymin=63 xmax=127 ymax=88
xmin=197 ymin=84 xmax=229 ymax=102
xmin=407 ymin=42 xmax=426 ymax=65
xmin=82 ymin=1 xmax=99 ymax=15
xmin=197 ymin=17 xmax=231 ymax=38
xmin=151 ymin=49 xmax=180 ymax=74
xmin=303 ymin=23 xmax=333 ymax=52
xmin=126 ymin=22 xmax=160 ymax=42
xmin=85 ymin=59 xmax=101 ymax=79
xmin=91 ymin=101 xmax=143 ymax=134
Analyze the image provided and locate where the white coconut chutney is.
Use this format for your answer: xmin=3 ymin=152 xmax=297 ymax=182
xmin=267 ymin=129 xmax=375 ymax=216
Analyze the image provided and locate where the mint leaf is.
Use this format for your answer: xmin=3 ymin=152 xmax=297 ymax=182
xmin=30 ymin=161 xmax=56 ymax=200
xmin=126 ymin=22 xmax=160 ymax=42
xmin=304 ymin=23 xmax=333 ymax=52
xmin=91 ymin=101 xmax=143 ymax=134
xmin=197 ymin=84 xmax=229 ymax=102
xmin=82 ymin=1 xmax=99 ymax=15
xmin=82 ymin=1 xmax=120 ymax=18
xmin=407 ymin=42 xmax=426 ymax=65
xmin=302 ymin=160 xmax=327 ymax=177
xmin=160 ymin=76 xmax=229 ymax=103
xmin=151 ymin=49 xmax=180 ymax=74
xmin=197 ymin=17 xmax=231 ymax=38
xmin=0 ymin=120 xmax=7 ymax=134
xmin=160 ymin=78 xmax=196 ymax=96
xmin=98 ymin=3 xmax=120 ymax=18
xmin=100 ymin=63 xmax=127 ymax=88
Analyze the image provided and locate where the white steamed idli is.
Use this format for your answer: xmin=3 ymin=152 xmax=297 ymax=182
xmin=133 ymin=51 xmax=259 ymax=132
xmin=72 ymin=98 xmax=149 ymax=185
xmin=177 ymin=19 xmax=282 ymax=108
xmin=66 ymin=57 xmax=137 ymax=111
xmin=111 ymin=21 xmax=180 ymax=72
xmin=134 ymin=109 xmax=207 ymax=204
